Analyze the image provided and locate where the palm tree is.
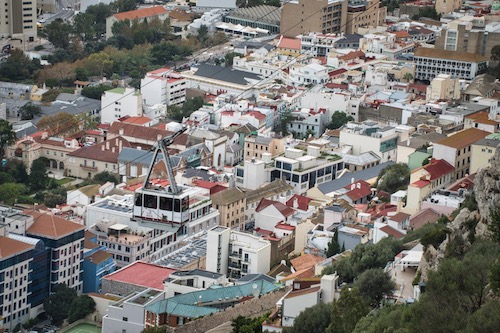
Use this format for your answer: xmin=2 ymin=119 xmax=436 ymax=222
xmin=403 ymin=72 xmax=414 ymax=83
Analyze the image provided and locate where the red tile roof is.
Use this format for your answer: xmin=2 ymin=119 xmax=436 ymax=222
xmin=421 ymin=159 xmax=454 ymax=180
xmin=87 ymin=250 xmax=113 ymax=265
xmin=286 ymin=194 xmax=312 ymax=211
xmin=389 ymin=212 xmax=411 ymax=223
xmin=0 ymin=236 xmax=34 ymax=259
xmin=344 ymin=180 xmax=372 ymax=201
xmin=410 ymin=207 xmax=441 ymax=229
xmin=247 ymin=111 xmax=266 ymax=121
xmin=27 ymin=212 xmax=85 ymax=239
xmin=380 ymin=225 xmax=405 ymax=239
xmin=120 ymin=116 xmax=152 ymax=125
xmin=447 ymin=173 xmax=476 ymax=192
xmin=290 ymin=254 xmax=324 ymax=272
xmin=114 ymin=6 xmax=168 ymax=21
xmin=394 ymin=31 xmax=411 ymax=38
xmin=411 ymin=179 xmax=430 ymax=188
xmin=104 ymin=261 xmax=176 ymax=290
xmin=285 ymin=286 xmax=321 ymax=299
xmin=275 ymin=223 xmax=296 ymax=231
xmin=277 ymin=37 xmax=301 ymax=50
xmin=464 ymin=111 xmax=499 ymax=125
xmin=67 ymin=136 xmax=132 ymax=163
xmin=108 ymin=122 xmax=173 ymax=142
xmin=256 ymin=198 xmax=295 ymax=217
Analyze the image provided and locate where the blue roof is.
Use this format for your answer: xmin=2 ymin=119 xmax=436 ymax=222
xmin=146 ymin=280 xmax=281 ymax=318
xmin=318 ymin=161 xmax=395 ymax=194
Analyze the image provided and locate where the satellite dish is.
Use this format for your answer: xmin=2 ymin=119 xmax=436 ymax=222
xmin=252 ymin=283 xmax=260 ymax=298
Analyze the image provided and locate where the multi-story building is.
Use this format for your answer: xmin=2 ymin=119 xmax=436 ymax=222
xmin=223 ymin=5 xmax=281 ymax=34
xmin=210 ymin=187 xmax=247 ymax=230
xmin=289 ymin=63 xmax=329 ymax=87
xmin=164 ymin=270 xmax=226 ymax=298
xmin=435 ymin=0 xmax=462 ymax=15
xmin=0 ymin=236 xmax=34 ymax=331
xmin=244 ymin=134 xmax=287 ymax=160
xmin=426 ymin=74 xmax=461 ymax=101
xmin=7 ymin=131 xmax=81 ymax=172
xmin=141 ymin=68 xmax=187 ymax=106
xmin=83 ymin=232 xmax=116 ymax=293
xmin=101 ymin=88 xmax=143 ymax=124
xmin=281 ymin=0 xmax=348 ymax=37
xmin=339 ymin=121 xmax=408 ymax=162
xmin=434 ymin=20 xmax=500 ymax=59
xmin=470 ymin=136 xmax=500 ymax=174
xmin=206 ymin=226 xmax=271 ymax=280
xmin=432 ymin=128 xmax=490 ymax=180
xmin=0 ymin=0 xmax=37 ymax=42
xmin=288 ymin=108 xmax=328 ymax=139
xmin=26 ymin=213 xmax=85 ymax=293
xmin=345 ymin=0 xmax=386 ymax=34
xmin=414 ymin=48 xmax=489 ymax=81
xmin=87 ymin=190 xmax=219 ymax=266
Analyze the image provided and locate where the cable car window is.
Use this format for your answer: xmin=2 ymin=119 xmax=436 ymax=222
xmin=160 ymin=197 xmax=173 ymax=211
xmin=135 ymin=193 xmax=142 ymax=206
xmin=182 ymin=196 xmax=189 ymax=210
xmin=144 ymin=194 xmax=157 ymax=209
xmin=174 ymin=199 xmax=181 ymax=212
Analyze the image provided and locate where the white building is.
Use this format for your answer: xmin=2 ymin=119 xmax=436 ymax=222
xmin=164 ymin=269 xmax=226 ymax=298
xmin=300 ymin=90 xmax=351 ymax=121
xmin=339 ymin=121 xmax=410 ymax=162
xmin=101 ymin=88 xmax=143 ymax=124
xmin=206 ymin=226 xmax=271 ymax=280
xmin=102 ymin=289 xmax=165 ymax=333
xmin=195 ymin=0 xmax=236 ymax=12
xmin=141 ymin=68 xmax=187 ymax=106
xmin=288 ymin=108 xmax=328 ymax=139
xmin=289 ymin=63 xmax=329 ymax=86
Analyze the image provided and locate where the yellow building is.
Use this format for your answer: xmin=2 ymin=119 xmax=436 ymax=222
xmin=470 ymin=137 xmax=500 ymax=174
xmin=211 ymin=187 xmax=247 ymax=231
xmin=426 ymin=74 xmax=461 ymax=101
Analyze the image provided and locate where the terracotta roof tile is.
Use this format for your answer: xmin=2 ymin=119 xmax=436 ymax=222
xmin=389 ymin=212 xmax=411 ymax=223
xmin=379 ymin=225 xmax=405 ymax=239
xmin=27 ymin=212 xmax=85 ymax=239
xmin=104 ymin=261 xmax=175 ymax=290
xmin=108 ymin=122 xmax=173 ymax=142
xmin=87 ymin=250 xmax=113 ymax=265
xmin=114 ymin=6 xmax=168 ymax=21
xmin=464 ymin=111 xmax=499 ymax=125
xmin=414 ymin=47 xmax=489 ymax=63
xmin=0 ymin=236 xmax=34 ymax=259
xmin=277 ymin=37 xmax=301 ymax=50
xmin=290 ymin=254 xmax=324 ymax=272
xmin=410 ymin=207 xmax=441 ymax=229
xmin=286 ymin=194 xmax=312 ymax=211
xmin=421 ymin=159 xmax=454 ymax=180
xmin=435 ymin=128 xmax=489 ymax=149
xmin=285 ymin=286 xmax=321 ymax=299
xmin=67 ymin=136 xmax=132 ymax=163
xmin=256 ymin=198 xmax=295 ymax=217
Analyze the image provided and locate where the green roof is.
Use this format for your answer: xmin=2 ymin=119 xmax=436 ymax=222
xmin=146 ymin=280 xmax=280 ymax=318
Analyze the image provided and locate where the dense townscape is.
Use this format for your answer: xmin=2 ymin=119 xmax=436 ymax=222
xmin=0 ymin=0 xmax=500 ymax=332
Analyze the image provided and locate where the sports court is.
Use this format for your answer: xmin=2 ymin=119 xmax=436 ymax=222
xmin=61 ymin=323 xmax=102 ymax=333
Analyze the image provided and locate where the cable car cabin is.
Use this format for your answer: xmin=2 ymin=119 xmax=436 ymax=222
xmin=133 ymin=187 xmax=190 ymax=225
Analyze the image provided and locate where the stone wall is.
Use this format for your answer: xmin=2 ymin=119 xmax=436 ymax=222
xmin=171 ymin=288 xmax=289 ymax=333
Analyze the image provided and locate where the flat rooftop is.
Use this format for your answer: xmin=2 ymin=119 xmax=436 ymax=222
xmin=104 ymin=261 xmax=176 ymax=290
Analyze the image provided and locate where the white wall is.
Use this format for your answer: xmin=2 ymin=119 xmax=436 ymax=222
xmin=101 ymin=88 xmax=143 ymax=124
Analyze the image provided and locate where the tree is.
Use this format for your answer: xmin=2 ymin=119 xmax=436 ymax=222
xmin=326 ymin=111 xmax=354 ymax=130
xmin=37 ymin=113 xmax=80 ymax=137
xmin=412 ymin=7 xmax=440 ymax=20
xmin=44 ymin=192 xmax=66 ymax=208
xmin=461 ymin=300 xmax=500 ymax=333
xmin=73 ymin=12 xmax=96 ymax=41
xmin=231 ymin=313 xmax=268 ymax=333
xmin=0 ymin=119 xmax=16 ymax=158
xmin=168 ymin=96 xmax=204 ymax=121
xmin=93 ymin=171 xmax=119 ymax=184
xmin=86 ymin=52 xmax=114 ymax=77
xmin=283 ymin=302 xmax=331 ymax=333
xmin=326 ymin=288 xmax=369 ymax=333
xmin=491 ymin=45 xmax=500 ymax=62
xmin=403 ymin=72 xmax=414 ymax=83
xmin=141 ymin=327 xmax=170 ymax=333
xmin=489 ymin=206 xmax=500 ymax=243
xmin=68 ymin=295 xmax=96 ymax=323
xmin=326 ymin=231 xmax=340 ymax=257
xmin=353 ymin=268 xmax=395 ymax=307
xmin=0 ymin=183 xmax=26 ymax=205
xmin=376 ymin=163 xmax=410 ymax=194
xmin=44 ymin=284 xmax=78 ymax=323
xmin=29 ymin=157 xmax=49 ymax=191
xmin=44 ymin=19 xmax=73 ymax=49
xmin=19 ymin=102 xmax=42 ymax=120
xmin=352 ymin=305 xmax=410 ymax=333
xmin=81 ymin=84 xmax=113 ymax=100
xmin=112 ymin=0 xmax=138 ymax=12
xmin=279 ymin=111 xmax=293 ymax=136
xmin=0 ymin=49 xmax=40 ymax=82
xmin=150 ymin=42 xmax=192 ymax=66
xmin=75 ymin=67 xmax=89 ymax=81
xmin=197 ymin=25 xmax=209 ymax=46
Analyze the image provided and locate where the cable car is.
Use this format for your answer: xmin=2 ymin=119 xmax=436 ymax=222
xmin=132 ymin=127 xmax=190 ymax=230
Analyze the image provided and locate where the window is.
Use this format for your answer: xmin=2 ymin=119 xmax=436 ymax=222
xmin=144 ymin=195 xmax=157 ymax=209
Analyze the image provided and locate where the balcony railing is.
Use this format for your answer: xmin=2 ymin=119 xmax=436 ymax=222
xmin=80 ymin=164 xmax=98 ymax=171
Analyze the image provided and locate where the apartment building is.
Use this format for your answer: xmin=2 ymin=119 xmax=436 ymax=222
xmin=206 ymin=226 xmax=271 ymax=280
xmin=346 ymin=0 xmax=386 ymax=34
xmin=289 ymin=63 xmax=329 ymax=87
xmin=0 ymin=236 xmax=33 ymax=330
xmin=281 ymin=0 xmax=348 ymax=37
xmin=435 ymin=21 xmax=500 ymax=59
xmin=470 ymin=136 xmax=500 ymax=174
xmin=164 ymin=269 xmax=226 ymax=298
xmin=426 ymin=74 xmax=461 ymax=101
xmin=141 ymin=68 xmax=187 ymax=106
xmin=210 ymin=187 xmax=246 ymax=230
xmin=244 ymin=134 xmax=287 ymax=159
xmin=414 ymin=48 xmax=489 ymax=81
xmin=339 ymin=121 xmax=407 ymax=162
xmin=435 ymin=0 xmax=462 ymax=15
xmin=101 ymin=88 xmax=143 ymax=124
xmin=0 ymin=0 xmax=37 ymax=42
xmin=432 ymin=128 xmax=489 ymax=180
xmin=288 ymin=108 xmax=328 ymax=139
xmin=26 ymin=213 xmax=85 ymax=293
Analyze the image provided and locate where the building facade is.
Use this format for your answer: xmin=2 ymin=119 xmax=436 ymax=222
xmin=141 ymin=68 xmax=187 ymax=106
xmin=281 ymin=0 xmax=348 ymax=37
xmin=0 ymin=0 xmax=37 ymax=41
xmin=345 ymin=0 xmax=386 ymax=34
xmin=101 ymin=88 xmax=143 ymax=124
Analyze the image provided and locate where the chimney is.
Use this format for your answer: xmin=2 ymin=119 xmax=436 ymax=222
xmin=293 ymin=198 xmax=299 ymax=209
xmin=106 ymin=141 xmax=110 ymax=150
xmin=112 ymin=147 xmax=115 ymax=153
xmin=119 ymin=128 xmax=124 ymax=135
xmin=351 ymin=177 xmax=355 ymax=184
xmin=351 ymin=183 xmax=356 ymax=190
xmin=357 ymin=182 xmax=361 ymax=189
xmin=101 ymin=145 xmax=105 ymax=152
xmin=119 ymin=140 xmax=123 ymax=151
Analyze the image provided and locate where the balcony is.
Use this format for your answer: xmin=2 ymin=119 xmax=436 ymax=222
xmin=228 ymin=261 xmax=241 ymax=270
xmin=229 ymin=251 xmax=242 ymax=259
xmin=80 ymin=164 xmax=98 ymax=171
